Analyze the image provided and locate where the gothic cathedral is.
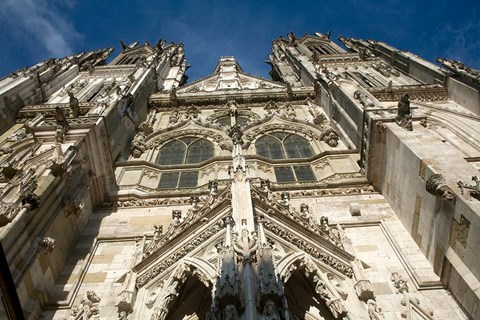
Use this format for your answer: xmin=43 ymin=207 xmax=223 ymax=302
xmin=0 ymin=33 xmax=479 ymax=320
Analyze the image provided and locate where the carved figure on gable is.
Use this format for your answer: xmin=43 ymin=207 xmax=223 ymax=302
xmin=67 ymin=90 xmax=80 ymax=118
xmin=261 ymin=300 xmax=281 ymax=320
xmin=169 ymin=109 xmax=180 ymax=124
xmin=283 ymin=103 xmax=296 ymax=119
xmin=395 ymin=93 xmax=412 ymax=131
xmin=185 ymin=105 xmax=200 ymax=120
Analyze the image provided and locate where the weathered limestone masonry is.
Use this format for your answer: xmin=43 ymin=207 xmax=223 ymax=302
xmin=0 ymin=40 xmax=186 ymax=319
xmin=0 ymin=33 xmax=479 ymax=320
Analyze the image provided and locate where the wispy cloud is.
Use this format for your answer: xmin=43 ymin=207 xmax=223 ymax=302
xmin=440 ymin=19 xmax=480 ymax=67
xmin=0 ymin=0 xmax=82 ymax=58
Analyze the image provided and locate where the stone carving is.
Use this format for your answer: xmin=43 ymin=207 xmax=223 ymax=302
xmin=136 ymin=220 xmax=225 ymax=287
xmin=6 ymin=128 xmax=28 ymax=142
xmin=228 ymin=124 xmax=244 ymax=145
xmin=261 ymin=220 xmax=354 ymax=277
xmin=139 ymin=109 xmax=157 ymax=135
xmin=260 ymin=179 xmax=270 ymax=192
xmin=280 ymin=192 xmax=290 ymax=206
xmin=436 ymin=57 xmax=480 ymax=84
xmin=426 ymin=173 xmax=455 ymax=201
xmin=395 ymin=94 xmax=412 ymax=131
xmin=190 ymin=195 xmax=200 ymax=210
xmin=367 ymin=299 xmax=385 ymax=320
xmin=287 ymin=32 xmax=296 ymax=46
xmin=168 ymin=109 xmax=180 ymax=124
xmin=300 ymin=203 xmax=309 ymax=217
xmin=283 ymin=102 xmax=296 ymax=119
xmin=327 ymin=298 xmax=348 ymax=319
xmin=151 ymin=280 xmax=181 ymax=320
xmin=55 ymin=107 xmax=69 ymax=142
xmin=354 ymin=90 xmax=375 ymax=109
xmin=390 ymin=272 xmax=409 ymax=293
xmin=261 ymin=300 xmax=281 ymax=320
xmin=209 ymin=180 xmax=219 ymax=196
xmin=313 ymin=275 xmax=331 ymax=300
xmin=320 ymin=126 xmax=339 ymax=147
xmin=458 ymin=176 xmax=480 ymax=200
xmin=38 ymin=237 xmax=56 ymax=254
xmin=67 ymin=91 xmax=80 ymax=118
xmin=185 ymin=105 xmax=200 ymax=120
xmin=372 ymin=62 xmax=400 ymax=77
xmin=354 ymin=279 xmax=374 ymax=302
xmin=264 ymin=100 xmax=280 ymax=116
xmin=172 ymin=210 xmax=182 ymax=226
xmin=369 ymin=84 xmax=448 ymax=102
xmin=131 ymin=133 xmax=147 ymax=158
xmin=70 ymin=291 xmax=101 ymax=319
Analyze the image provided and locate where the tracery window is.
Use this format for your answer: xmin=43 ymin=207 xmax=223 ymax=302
xmin=256 ymin=132 xmax=313 ymax=160
xmin=155 ymin=137 xmax=214 ymax=189
xmin=156 ymin=137 xmax=214 ymax=165
xmin=256 ymin=132 xmax=316 ymax=183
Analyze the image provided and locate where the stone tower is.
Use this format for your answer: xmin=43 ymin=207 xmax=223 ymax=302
xmin=0 ymin=33 xmax=479 ymax=320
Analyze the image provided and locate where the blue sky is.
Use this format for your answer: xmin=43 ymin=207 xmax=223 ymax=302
xmin=1 ymin=0 xmax=479 ymax=82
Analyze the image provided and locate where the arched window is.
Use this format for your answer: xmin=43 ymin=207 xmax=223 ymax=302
xmin=156 ymin=137 xmax=214 ymax=165
xmin=256 ymin=132 xmax=316 ymax=183
xmin=156 ymin=137 xmax=214 ymax=189
xmin=256 ymin=132 xmax=313 ymax=160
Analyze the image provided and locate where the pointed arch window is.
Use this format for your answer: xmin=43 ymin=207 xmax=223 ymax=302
xmin=256 ymin=132 xmax=316 ymax=183
xmin=156 ymin=137 xmax=214 ymax=165
xmin=155 ymin=137 xmax=214 ymax=189
xmin=256 ymin=132 xmax=313 ymax=160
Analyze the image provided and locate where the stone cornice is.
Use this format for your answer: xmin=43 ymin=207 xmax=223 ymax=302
xmin=368 ymin=84 xmax=448 ymax=102
xmin=149 ymin=87 xmax=315 ymax=108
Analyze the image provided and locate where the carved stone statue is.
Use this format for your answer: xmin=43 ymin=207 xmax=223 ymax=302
xmin=55 ymin=106 xmax=69 ymax=142
xmin=262 ymin=300 xmax=281 ymax=320
xmin=131 ymin=133 xmax=147 ymax=158
xmin=395 ymin=93 xmax=412 ymax=131
xmin=67 ymin=90 xmax=80 ymax=118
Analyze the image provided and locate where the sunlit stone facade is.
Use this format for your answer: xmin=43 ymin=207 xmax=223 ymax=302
xmin=0 ymin=33 xmax=479 ymax=320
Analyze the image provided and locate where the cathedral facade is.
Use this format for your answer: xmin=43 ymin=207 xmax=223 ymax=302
xmin=0 ymin=33 xmax=479 ymax=320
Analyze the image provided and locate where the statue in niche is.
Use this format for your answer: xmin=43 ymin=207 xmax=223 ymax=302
xmin=261 ymin=300 xmax=281 ymax=320
xmin=395 ymin=93 xmax=412 ymax=131
xmin=67 ymin=90 xmax=79 ymax=118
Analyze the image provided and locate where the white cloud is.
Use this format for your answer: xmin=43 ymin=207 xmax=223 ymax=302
xmin=0 ymin=0 xmax=82 ymax=57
